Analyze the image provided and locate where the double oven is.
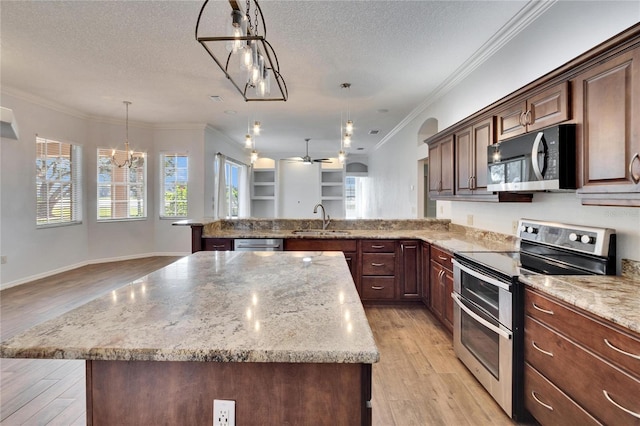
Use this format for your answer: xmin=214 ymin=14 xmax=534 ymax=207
xmin=452 ymin=219 xmax=616 ymax=421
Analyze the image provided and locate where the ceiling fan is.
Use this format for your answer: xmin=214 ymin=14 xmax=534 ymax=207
xmin=289 ymin=138 xmax=331 ymax=164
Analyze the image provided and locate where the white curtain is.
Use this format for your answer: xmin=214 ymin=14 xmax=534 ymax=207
xmin=214 ymin=154 xmax=228 ymax=218
xmin=238 ymin=164 xmax=251 ymax=218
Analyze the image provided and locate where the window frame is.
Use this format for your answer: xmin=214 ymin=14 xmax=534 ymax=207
xmin=96 ymin=148 xmax=147 ymax=222
xmin=159 ymin=152 xmax=189 ymax=219
xmin=36 ymin=136 xmax=83 ymax=228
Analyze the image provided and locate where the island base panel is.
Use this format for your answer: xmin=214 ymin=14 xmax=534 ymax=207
xmin=86 ymin=360 xmax=371 ymax=425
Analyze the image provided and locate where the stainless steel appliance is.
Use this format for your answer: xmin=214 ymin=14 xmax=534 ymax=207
xmin=487 ymin=124 xmax=576 ymax=192
xmin=234 ymin=238 xmax=283 ymax=251
xmin=452 ymin=219 xmax=615 ymax=420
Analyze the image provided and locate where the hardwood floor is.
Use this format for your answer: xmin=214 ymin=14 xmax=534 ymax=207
xmin=1 ymin=257 xmax=519 ymax=425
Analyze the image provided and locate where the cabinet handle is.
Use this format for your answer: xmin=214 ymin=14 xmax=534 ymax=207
xmin=439 ymin=269 xmax=445 ymax=283
xmin=438 ymin=180 xmax=443 ymax=192
xmin=630 ymin=152 xmax=640 ymax=184
xmin=470 ymin=176 xmax=476 ymax=190
xmin=467 ymin=177 xmax=472 ymax=189
xmin=518 ymin=112 xmax=526 ymax=127
xmin=345 ymin=257 xmax=352 ymax=262
xmin=371 ymin=263 xmax=385 ymax=267
xmin=371 ymin=286 xmax=385 ymax=290
xmin=371 ymin=245 xmax=385 ymax=249
xmin=531 ymin=391 xmax=553 ymax=411
xmin=603 ymin=390 xmax=640 ymax=419
xmin=437 ymin=255 xmax=448 ymax=261
xmin=526 ymin=109 xmax=532 ymax=125
xmin=531 ymin=302 xmax=554 ymax=315
xmin=604 ymin=338 xmax=640 ymax=360
xmin=531 ymin=341 xmax=554 ymax=357
xmin=212 ymin=245 xmax=226 ymax=248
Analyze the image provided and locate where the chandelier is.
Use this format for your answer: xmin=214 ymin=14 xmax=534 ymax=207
xmin=111 ymin=101 xmax=135 ymax=168
xmin=195 ymin=0 xmax=288 ymax=102
xmin=338 ymin=83 xmax=354 ymax=164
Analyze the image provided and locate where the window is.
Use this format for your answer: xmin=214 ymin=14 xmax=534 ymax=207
xmin=97 ymin=148 xmax=146 ymax=220
xmin=36 ymin=137 xmax=82 ymax=227
xmin=224 ymin=160 xmax=242 ymax=217
xmin=345 ymin=175 xmax=369 ymax=219
xmin=215 ymin=156 xmax=246 ymax=218
xmin=160 ymin=153 xmax=188 ymax=218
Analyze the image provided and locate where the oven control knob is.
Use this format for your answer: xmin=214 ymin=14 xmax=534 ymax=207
xmin=569 ymin=232 xmax=579 ymax=242
xmin=526 ymin=226 xmax=537 ymax=234
xmin=581 ymin=235 xmax=593 ymax=244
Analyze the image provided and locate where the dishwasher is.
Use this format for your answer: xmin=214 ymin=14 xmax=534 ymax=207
xmin=234 ymin=238 xmax=283 ymax=251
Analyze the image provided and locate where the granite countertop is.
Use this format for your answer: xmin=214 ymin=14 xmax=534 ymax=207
xmin=520 ymin=274 xmax=640 ymax=334
xmin=0 ymin=251 xmax=380 ymax=364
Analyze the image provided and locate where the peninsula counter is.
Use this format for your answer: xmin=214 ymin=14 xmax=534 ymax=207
xmin=0 ymin=251 xmax=379 ymax=425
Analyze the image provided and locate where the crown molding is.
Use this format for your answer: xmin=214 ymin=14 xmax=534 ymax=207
xmin=1 ymin=86 xmax=89 ymax=120
xmin=373 ymin=0 xmax=557 ymax=152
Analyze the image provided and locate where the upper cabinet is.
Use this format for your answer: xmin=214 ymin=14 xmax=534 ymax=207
xmin=496 ymin=81 xmax=570 ymax=141
xmin=455 ymin=117 xmax=494 ymax=195
xmin=428 ymin=135 xmax=454 ymax=197
xmin=574 ymin=46 xmax=640 ymax=206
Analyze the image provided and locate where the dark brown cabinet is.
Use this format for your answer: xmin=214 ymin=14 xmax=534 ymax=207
xmin=399 ymin=240 xmax=421 ymax=300
xmin=429 ymin=246 xmax=454 ymax=334
xmin=455 ymin=117 xmax=495 ymax=195
xmin=284 ymin=239 xmax=359 ymax=288
xmin=421 ymin=241 xmax=430 ymax=306
xmin=496 ymin=81 xmax=570 ymax=141
xmin=203 ymin=238 xmax=233 ymax=251
xmin=574 ymin=46 xmax=640 ymax=206
xmin=524 ymin=288 xmax=640 ymax=425
xmin=359 ymin=240 xmax=397 ymax=302
xmin=428 ymin=135 xmax=455 ymax=198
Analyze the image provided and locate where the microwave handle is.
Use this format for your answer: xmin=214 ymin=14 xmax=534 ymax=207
xmin=452 ymin=293 xmax=512 ymax=340
xmin=531 ymin=131 xmax=546 ymax=181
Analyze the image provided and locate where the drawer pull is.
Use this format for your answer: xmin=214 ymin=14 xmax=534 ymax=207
xmin=604 ymin=338 xmax=640 ymax=360
xmin=531 ymin=341 xmax=553 ymax=357
xmin=212 ymin=245 xmax=226 ymax=248
xmin=531 ymin=391 xmax=553 ymax=411
xmin=603 ymin=390 xmax=640 ymax=419
xmin=371 ymin=245 xmax=385 ymax=249
xmin=371 ymin=286 xmax=385 ymax=290
xmin=437 ymin=255 xmax=448 ymax=261
xmin=531 ymin=302 xmax=554 ymax=315
xmin=371 ymin=263 xmax=385 ymax=267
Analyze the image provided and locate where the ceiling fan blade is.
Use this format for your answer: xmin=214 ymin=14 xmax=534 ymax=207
xmin=313 ymin=158 xmax=331 ymax=163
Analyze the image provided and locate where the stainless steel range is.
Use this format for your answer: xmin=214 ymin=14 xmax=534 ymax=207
xmin=452 ymin=219 xmax=616 ymax=421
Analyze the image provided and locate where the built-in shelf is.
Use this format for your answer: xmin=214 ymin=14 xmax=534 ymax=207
xmin=251 ymin=158 xmax=277 ymax=217
xmin=320 ymin=164 xmax=345 ymax=218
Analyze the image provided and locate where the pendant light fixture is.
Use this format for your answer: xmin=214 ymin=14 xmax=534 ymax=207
xmin=111 ymin=101 xmax=135 ymax=168
xmin=338 ymin=83 xmax=354 ymax=164
xmin=195 ymin=0 xmax=288 ymax=102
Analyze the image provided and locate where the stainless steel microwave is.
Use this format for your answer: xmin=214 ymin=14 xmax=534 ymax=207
xmin=487 ymin=124 xmax=576 ymax=192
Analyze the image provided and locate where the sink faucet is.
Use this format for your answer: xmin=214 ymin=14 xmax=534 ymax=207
xmin=313 ymin=203 xmax=331 ymax=230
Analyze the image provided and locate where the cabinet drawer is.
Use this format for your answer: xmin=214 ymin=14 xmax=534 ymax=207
xmin=525 ymin=289 xmax=640 ymax=377
xmin=203 ymin=238 xmax=233 ymax=251
xmin=361 ymin=277 xmax=395 ymax=300
xmin=362 ymin=253 xmax=395 ymax=276
xmin=430 ymin=246 xmax=452 ymax=269
xmin=361 ymin=240 xmax=396 ymax=253
xmin=525 ymin=316 xmax=640 ymax=424
xmin=284 ymin=238 xmax=357 ymax=252
xmin=524 ymin=363 xmax=601 ymax=426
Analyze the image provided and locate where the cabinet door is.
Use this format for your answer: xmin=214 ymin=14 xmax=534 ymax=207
xmin=455 ymin=126 xmax=473 ymax=195
xmin=496 ymin=100 xmax=527 ymax=141
xmin=527 ymin=81 xmax=570 ymax=132
xmin=428 ymin=143 xmax=442 ymax=195
xmin=399 ymin=240 xmax=421 ymax=300
xmin=472 ymin=118 xmax=494 ymax=191
xmin=421 ymin=242 xmax=430 ymax=306
xmin=428 ymin=135 xmax=454 ymax=197
xmin=574 ymin=47 xmax=640 ymax=204
xmin=429 ymin=261 xmax=444 ymax=319
xmin=442 ymin=268 xmax=454 ymax=333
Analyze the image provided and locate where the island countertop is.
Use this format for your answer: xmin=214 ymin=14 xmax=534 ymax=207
xmin=0 ymin=251 xmax=380 ymax=364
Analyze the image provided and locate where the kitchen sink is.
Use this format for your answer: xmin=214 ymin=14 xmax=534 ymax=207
xmin=291 ymin=230 xmax=351 ymax=236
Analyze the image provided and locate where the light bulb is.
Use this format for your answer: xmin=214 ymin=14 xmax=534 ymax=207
xmin=240 ymin=41 xmax=253 ymax=70
xmin=250 ymin=150 xmax=259 ymax=164
xmin=256 ymin=68 xmax=271 ymax=97
xmin=345 ymin=120 xmax=354 ymax=134
xmin=253 ymin=121 xmax=261 ymax=135
xmin=226 ymin=10 xmax=247 ymax=53
xmin=245 ymin=134 xmax=253 ymax=148
xmin=338 ymin=150 xmax=346 ymax=164
xmin=249 ymin=54 xmax=264 ymax=86
xmin=343 ymin=133 xmax=351 ymax=148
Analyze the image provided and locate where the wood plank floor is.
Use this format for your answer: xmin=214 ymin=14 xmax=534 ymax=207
xmin=1 ymin=257 xmax=522 ymax=425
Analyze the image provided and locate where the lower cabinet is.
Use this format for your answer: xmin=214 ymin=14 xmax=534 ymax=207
xmin=399 ymin=240 xmax=421 ymax=301
xmin=524 ymin=287 xmax=640 ymax=425
xmin=359 ymin=240 xmax=397 ymax=302
xmin=203 ymin=238 xmax=233 ymax=251
xmin=421 ymin=241 xmax=430 ymax=306
xmin=429 ymin=246 xmax=454 ymax=334
xmin=284 ymin=239 xmax=358 ymax=288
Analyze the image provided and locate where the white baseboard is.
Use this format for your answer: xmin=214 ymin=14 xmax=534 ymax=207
xmin=0 ymin=252 xmax=190 ymax=291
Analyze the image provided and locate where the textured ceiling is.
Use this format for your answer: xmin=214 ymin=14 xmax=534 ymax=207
xmin=1 ymin=0 xmax=531 ymax=157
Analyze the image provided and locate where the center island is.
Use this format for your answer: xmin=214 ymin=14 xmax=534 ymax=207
xmin=0 ymin=251 xmax=379 ymax=425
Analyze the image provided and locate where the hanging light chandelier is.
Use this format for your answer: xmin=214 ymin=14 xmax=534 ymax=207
xmin=195 ymin=0 xmax=288 ymax=102
xmin=338 ymin=83 xmax=354 ymax=164
xmin=111 ymin=101 xmax=135 ymax=168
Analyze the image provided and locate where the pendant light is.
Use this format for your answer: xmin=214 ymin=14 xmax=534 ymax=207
xmin=111 ymin=101 xmax=135 ymax=168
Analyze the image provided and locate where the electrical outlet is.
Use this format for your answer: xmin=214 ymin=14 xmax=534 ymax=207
xmin=512 ymin=221 xmax=518 ymax=234
xmin=466 ymin=214 xmax=473 ymax=226
xmin=213 ymin=399 xmax=235 ymax=426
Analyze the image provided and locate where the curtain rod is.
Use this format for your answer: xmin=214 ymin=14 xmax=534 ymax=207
xmin=216 ymin=152 xmax=249 ymax=167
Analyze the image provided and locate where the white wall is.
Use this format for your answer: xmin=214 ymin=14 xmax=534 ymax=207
xmin=368 ymin=3 xmax=640 ymax=268
xmin=0 ymin=93 xmax=248 ymax=288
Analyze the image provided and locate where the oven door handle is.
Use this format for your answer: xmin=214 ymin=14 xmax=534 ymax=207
xmin=452 ymin=293 xmax=512 ymax=340
xmin=452 ymin=259 xmax=511 ymax=291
